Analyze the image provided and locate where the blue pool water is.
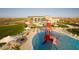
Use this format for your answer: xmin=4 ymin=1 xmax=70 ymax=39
xmin=32 ymin=31 xmax=79 ymax=50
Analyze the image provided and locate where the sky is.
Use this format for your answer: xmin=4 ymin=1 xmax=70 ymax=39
xmin=0 ymin=8 xmax=79 ymax=18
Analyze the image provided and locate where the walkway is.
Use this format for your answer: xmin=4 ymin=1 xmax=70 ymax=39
xmin=20 ymin=28 xmax=37 ymax=50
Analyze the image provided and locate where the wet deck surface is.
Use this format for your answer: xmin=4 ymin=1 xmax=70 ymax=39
xmin=32 ymin=31 xmax=79 ymax=50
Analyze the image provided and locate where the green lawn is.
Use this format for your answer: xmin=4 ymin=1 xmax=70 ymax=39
xmin=0 ymin=24 xmax=25 ymax=39
xmin=67 ymin=28 xmax=79 ymax=36
xmin=57 ymin=24 xmax=68 ymax=28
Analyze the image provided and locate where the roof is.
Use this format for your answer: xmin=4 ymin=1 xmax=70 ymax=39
xmin=0 ymin=36 xmax=16 ymax=43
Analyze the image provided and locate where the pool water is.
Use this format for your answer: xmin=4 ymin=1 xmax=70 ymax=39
xmin=32 ymin=31 xmax=79 ymax=50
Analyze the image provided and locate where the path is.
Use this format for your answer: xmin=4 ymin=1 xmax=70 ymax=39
xmin=20 ymin=28 xmax=37 ymax=50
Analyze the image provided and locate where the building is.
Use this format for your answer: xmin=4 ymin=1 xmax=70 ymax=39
xmin=28 ymin=16 xmax=45 ymax=26
xmin=27 ymin=16 xmax=60 ymax=26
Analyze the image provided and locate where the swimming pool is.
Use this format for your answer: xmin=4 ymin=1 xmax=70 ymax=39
xmin=32 ymin=31 xmax=79 ymax=50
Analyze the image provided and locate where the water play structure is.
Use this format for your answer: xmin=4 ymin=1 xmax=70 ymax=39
xmin=43 ymin=16 xmax=60 ymax=45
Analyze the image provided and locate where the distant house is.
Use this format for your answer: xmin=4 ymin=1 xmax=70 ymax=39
xmin=27 ymin=16 xmax=60 ymax=26
xmin=28 ymin=16 xmax=45 ymax=26
xmin=45 ymin=16 xmax=60 ymax=24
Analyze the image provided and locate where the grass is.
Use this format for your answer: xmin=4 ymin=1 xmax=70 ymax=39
xmin=67 ymin=28 xmax=79 ymax=36
xmin=57 ymin=24 xmax=69 ymax=28
xmin=0 ymin=24 xmax=25 ymax=39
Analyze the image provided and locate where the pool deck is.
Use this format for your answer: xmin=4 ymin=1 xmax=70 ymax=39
xmin=53 ymin=28 xmax=79 ymax=40
xmin=20 ymin=28 xmax=37 ymax=50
